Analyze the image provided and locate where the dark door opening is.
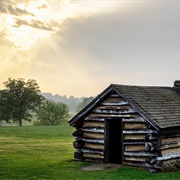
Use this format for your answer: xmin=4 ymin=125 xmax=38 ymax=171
xmin=104 ymin=119 xmax=123 ymax=164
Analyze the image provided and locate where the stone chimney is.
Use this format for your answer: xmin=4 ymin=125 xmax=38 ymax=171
xmin=174 ymin=80 xmax=180 ymax=87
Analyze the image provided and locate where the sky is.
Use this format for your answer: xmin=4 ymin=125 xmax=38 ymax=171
xmin=1 ymin=0 xmax=180 ymax=97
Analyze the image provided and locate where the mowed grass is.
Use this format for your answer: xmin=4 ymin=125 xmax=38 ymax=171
xmin=0 ymin=125 xmax=180 ymax=180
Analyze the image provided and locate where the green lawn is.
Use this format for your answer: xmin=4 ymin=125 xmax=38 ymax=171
xmin=0 ymin=125 xmax=180 ymax=180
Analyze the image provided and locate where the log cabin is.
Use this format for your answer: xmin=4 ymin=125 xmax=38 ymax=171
xmin=69 ymin=81 xmax=180 ymax=172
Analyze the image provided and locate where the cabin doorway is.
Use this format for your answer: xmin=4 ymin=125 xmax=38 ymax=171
xmin=104 ymin=119 xmax=123 ymax=164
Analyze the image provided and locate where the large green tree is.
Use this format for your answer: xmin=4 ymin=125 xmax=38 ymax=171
xmin=0 ymin=78 xmax=44 ymax=126
xmin=35 ymin=100 xmax=69 ymax=125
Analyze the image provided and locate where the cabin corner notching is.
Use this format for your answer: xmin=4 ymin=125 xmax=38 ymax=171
xmin=69 ymin=83 xmax=180 ymax=173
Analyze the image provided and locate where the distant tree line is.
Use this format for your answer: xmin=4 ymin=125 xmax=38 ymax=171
xmin=0 ymin=78 xmax=94 ymax=126
xmin=41 ymin=93 xmax=84 ymax=113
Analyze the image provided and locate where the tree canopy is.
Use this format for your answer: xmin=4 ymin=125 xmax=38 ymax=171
xmin=35 ymin=100 xmax=69 ymax=125
xmin=0 ymin=78 xmax=44 ymax=126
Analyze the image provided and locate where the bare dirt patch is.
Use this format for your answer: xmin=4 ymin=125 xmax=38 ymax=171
xmin=82 ymin=163 xmax=120 ymax=171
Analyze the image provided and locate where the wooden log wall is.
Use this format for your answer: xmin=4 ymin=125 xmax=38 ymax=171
xmin=122 ymin=116 xmax=160 ymax=172
xmin=71 ymin=90 xmax=180 ymax=172
xmin=156 ymin=129 xmax=180 ymax=171
xmin=72 ymin=114 xmax=105 ymax=162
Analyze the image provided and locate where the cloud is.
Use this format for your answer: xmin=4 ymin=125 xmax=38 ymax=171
xmin=62 ymin=2 xmax=180 ymax=59
xmin=0 ymin=2 xmax=7 ymax=14
xmin=38 ymin=4 xmax=47 ymax=9
xmin=0 ymin=1 xmax=34 ymax=16
xmin=51 ymin=1 xmax=180 ymax=86
xmin=15 ymin=19 xmax=54 ymax=31
xmin=7 ymin=5 xmax=34 ymax=17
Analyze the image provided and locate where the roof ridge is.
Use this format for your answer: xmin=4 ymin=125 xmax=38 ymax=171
xmin=111 ymin=84 xmax=172 ymax=89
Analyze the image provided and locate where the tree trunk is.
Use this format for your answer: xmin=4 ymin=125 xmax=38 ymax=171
xmin=0 ymin=120 xmax=2 ymax=126
xmin=19 ymin=111 xmax=23 ymax=126
xmin=19 ymin=119 xmax=22 ymax=126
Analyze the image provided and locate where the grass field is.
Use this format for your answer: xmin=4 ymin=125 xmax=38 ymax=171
xmin=0 ymin=125 xmax=180 ymax=180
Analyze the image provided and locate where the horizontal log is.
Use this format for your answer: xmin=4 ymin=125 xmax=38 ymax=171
xmin=124 ymin=134 xmax=146 ymax=140
xmin=108 ymin=94 xmax=121 ymax=97
xmin=82 ymin=132 xmax=104 ymax=139
xmin=161 ymin=137 xmax=180 ymax=143
xmin=101 ymin=97 xmax=126 ymax=103
xmin=125 ymin=145 xmax=145 ymax=152
xmin=124 ymin=122 xmax=147 ymax=130
xmin=158 ymin=142 xmax=180 ymax=150
xmin=81 ymin=148 xmax=104 ymax=155
xmin=100 ymin=102 xmax=129 ymax=106
xmin=124 ymin=142 xmax=146 ymax=145
xmin=161 ymin=147 xmax=180 ymax=156
xmin=122 ymin=117 xmax=146 ymax=123
xmin=84 ymin=143 xmax=104 ymax=151
xmin=95 ymin=105 xmax=133 ymax=110
xmin=123 ymin=129 xmax=158 ymax=134
xmin=72 ymin=130 xmax=83 ymax=137
xmin=81 ymin=128 xmax=104 ymax=133
xmin=74 ymin=150 xmax=83 ymax=159
xmin=125 ymin=156 xmax=146 ymax=162
xmin=72 ymin=120 xmax=83 ymax=127
xmin=83 ymin=153 xmax=104 ymax=159
xmin=73 ymin=140 xmax=85 ymax=149
xmin=92 ymin=109 xmax=136 ymax=115
xmin=83 ymin=121 xmax=104 ymax=128
xmin=88 ymin=113 xmax=133 ymax=118
xmin=75 ymin=137 xmax=104 ymax=144
xmin=157 ymin=152 xmax=180 ymax=161
xmin=124 ymin=152 xmax=156 ymax=157
xmin=160 ymin=133 xmax=180 ymax=139
xmin=123 ymin=161 xmax=145 ymax=167
xmin=84 ymin=117 xmax=105 ymax=121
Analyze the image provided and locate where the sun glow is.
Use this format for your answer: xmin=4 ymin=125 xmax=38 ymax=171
xmin=0 ymin=0 xmax=120 ymax=50
xmin=1 ymin=0 xmax=74 ymax=49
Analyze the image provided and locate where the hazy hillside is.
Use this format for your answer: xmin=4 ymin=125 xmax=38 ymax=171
xmin=41 ymin=93 xmax=85 ymax=113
